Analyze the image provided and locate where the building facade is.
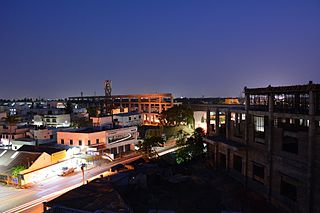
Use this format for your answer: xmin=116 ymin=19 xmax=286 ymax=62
xmin=192 ymin=82 xmax=320 ymax=213
xmin=34 ymin=114 xmax=71 ymax=128
xmin=57 ymin=126 xmax=138 ymax=155
xmin=69 ymin=93 xmax=174 ymax=125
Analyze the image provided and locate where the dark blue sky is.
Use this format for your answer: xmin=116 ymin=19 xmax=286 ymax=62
xmin=1 ymin=0 xmax=320 ymax=99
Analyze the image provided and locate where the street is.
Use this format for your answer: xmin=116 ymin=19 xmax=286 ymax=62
xmin=0 ymin=153 xmax=142 ymax=213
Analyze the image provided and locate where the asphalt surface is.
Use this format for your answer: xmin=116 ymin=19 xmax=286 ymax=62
xmin=0 ymin=153 xmax=141 ymax=213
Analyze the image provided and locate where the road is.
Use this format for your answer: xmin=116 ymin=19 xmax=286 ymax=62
xmin=0 ymin=153 xmax=142 ymax=213
xmin=0 ymin=146 xmax=179 ymax=213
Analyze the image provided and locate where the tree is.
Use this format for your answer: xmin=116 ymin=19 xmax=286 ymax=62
xmin=72 ymin=116 xmax=91 ymax=128
xmin=3 ymin=115 xmax=18 ymax=147
xmin=176 ymin=127 xmax=205 ymax=164
xmin=87 ymin=106 xmax=98 ymax=117
xmin=11 ymin=165 xmax=26 ymax=177
xmin=139 ymin=136 xmax=165 ymax=160
xmin=65 ymin=101 xmax=73 ymax=114
xmin=159 ymin=105 xmax=194 ymax=127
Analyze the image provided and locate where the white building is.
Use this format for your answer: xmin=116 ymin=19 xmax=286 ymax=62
xmin=113 ymin=112 xmax=143 ymax=127
xmin=33 ymin=114 xmax=71 ymax=128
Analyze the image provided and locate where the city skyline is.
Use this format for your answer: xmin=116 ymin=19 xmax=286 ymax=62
xmin=1 ymin=0 xmax=320 ymax=99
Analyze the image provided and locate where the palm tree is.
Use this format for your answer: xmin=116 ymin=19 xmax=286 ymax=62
xmin=3 ymin=115 xmax=18 ymax=148
xmin=139 ymin=136 xmax=165 ymax=160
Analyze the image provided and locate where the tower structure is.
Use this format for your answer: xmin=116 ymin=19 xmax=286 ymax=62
xmin=104 ymin=80 xmax=113 ymax=115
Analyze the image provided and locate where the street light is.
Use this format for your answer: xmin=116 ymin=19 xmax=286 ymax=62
xmin=81 ymin=164 xmax=85 ymax=185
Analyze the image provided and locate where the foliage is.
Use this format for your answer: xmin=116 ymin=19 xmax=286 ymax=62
xmin=72 ymin=116 xmax=91 ymax=128
xmin=159 ymin=105 xmax=194 ymax=127
xmin=11 ymin=165 xmax=26 ymax=177
xmin=3 ymin=115 xmax=19 ymax=124
xmin=176 ymin=127 xmax=205 ymax=164
xmin=65 ymin=101 xmax=73 ymax=114
xmin=87 ymin=107 xmax=98 ymax=117
xmin=139 ymin=136 xmax=165 ymax=160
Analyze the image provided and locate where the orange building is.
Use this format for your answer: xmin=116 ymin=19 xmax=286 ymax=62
xmin=69 ymin=93 xmax=174 ymax=125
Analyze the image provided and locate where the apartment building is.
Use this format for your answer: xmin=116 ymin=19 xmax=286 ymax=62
xmin=192 ymin=82 xmax=320 ymax=213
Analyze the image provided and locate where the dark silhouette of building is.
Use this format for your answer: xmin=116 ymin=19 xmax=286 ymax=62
xmin=192 ymin=81 xmax=320 ymax=213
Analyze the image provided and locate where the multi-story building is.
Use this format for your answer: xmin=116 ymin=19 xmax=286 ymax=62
xmin=69 ymin=93 xmax=174 ymax=125
xmin=57 ymin=126 xmax=138 ymax=156
xmin=113 ymin=112 xmax=143 ymax=127
xmin=192 ymin=82 xmax=320 ymax=213
xmin=0 ymin=125 xmax=29 ymax=147
xmin=33 ymin=114 xmax=71 ymax=128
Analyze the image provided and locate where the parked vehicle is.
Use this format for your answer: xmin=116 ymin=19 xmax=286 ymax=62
xmin=57 ymin=167 xmax=75 ymax=176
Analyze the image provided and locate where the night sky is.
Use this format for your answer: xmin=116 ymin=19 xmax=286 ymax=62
xmin=1 ymin=0 xmax=320 ymax=99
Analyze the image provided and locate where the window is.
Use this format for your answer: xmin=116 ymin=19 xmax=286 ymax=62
xmin=88 ymin=140 xmax=91 ymax=146
xmin=61 ymin=139 xmax=64 ymax=144
xmin=254 ymin=116 xmax=265 ymax=132
xmin=281 ymin=177 xmax=297 ymax=201
xmin=253 ymin=163 xmax=265 ymax=184
xmin=282 ymin=136 xmax=298 ymax=154
xmin=233 ymin=155 xmax=242 ymax=173
xmin=79 ymin=140 xmax=82 ymax=146
xmin=52 ymin=119 xmax=56 ymax=123
xmin=96 ymin=139 xmax=99 ymax=144
xmin=70 ymin=140 xmax=73 ymax=145
xmin=129 ymin=117 xmax=131 ymax=121
xmin=254 ymin=116 xmax=265 ymax=141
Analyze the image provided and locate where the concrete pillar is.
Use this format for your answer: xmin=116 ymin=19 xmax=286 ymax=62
xmin=268 ymin=93 xmax=274 ymax=202
xmin=235 ymin=112 xmax=239 ymax=127
xmin=206 ymin=109 xmax=211 ymax=134
xmin=227 ymin=149 xmax=230 ymax=171
xmin=215 ymin=143 xmax=219 ymax=169
xmin=226 ymin=110 xmax=231 ymax=140
xmin=138 ymin=97 xmax=142 ymax=112
xmin=307 ymin=89 xmax=315 ymax=213
xmin=215 ymin=108 xmax=220 ymax=135
xmin=244 ymin=91 xmax=250 ymax=191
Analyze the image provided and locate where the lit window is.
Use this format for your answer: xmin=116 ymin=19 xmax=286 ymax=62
xmin=254 ymin=116 xmax=264 ymax=132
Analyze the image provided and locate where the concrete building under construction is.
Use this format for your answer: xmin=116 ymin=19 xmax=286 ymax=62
xmin=69 ymin=81 xmax=174 ymax=125
xmin=192 ymin=82 xmax=320 ymax=213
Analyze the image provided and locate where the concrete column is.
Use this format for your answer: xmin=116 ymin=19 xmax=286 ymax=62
xmin=307 ymin=89 xmax=315 ymax=213
xmin=235 ymin=112 xmax=239 ymax=127
xmin=227 ymin=149 xmax=230 ymax=171
xmin=206 ymin=109 xmax=211 ymax=134
xmin=215 ymin=108 xmax=220 ymax=135
xmin=138 ymin=97 xmax=142 ymax=112
xmin=268 ymin=93 xmax=274 ymax=202
xmin=244 ymin=91 xmax=250 ymax=191
xmin=215 ymin=143 xmax=219 ymax=169
xmin=226 ymin=110 xmax=231 ymax=140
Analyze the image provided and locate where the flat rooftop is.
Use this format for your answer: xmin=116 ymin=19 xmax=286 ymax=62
xmin=244 ymin=82 xmax=320 ymax=95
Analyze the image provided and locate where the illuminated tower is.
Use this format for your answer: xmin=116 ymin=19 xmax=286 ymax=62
xmin=104 ymin=80 xmax=112 ymax=97
xmin=104 ymin=80 xmax=113 ymax=115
